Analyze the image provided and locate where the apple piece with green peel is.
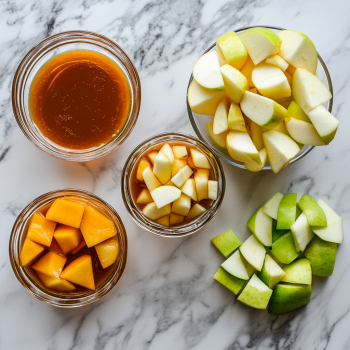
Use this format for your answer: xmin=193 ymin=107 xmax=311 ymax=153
xmin=193 ymin=50 xmax=225 ymax=90
xmin=226 ymin=131 xmax=261 ymax=165
xmin=239 ymin=27 xmax=282 ymax=65
xmin=150 ymin=186 xmax=181 ymax=209
xmin=171 ymin=165 xmax=193 ymax=188
xmin=272 ymin=219 xmax=289 ymax=243
xmin=282 ymin=258 xmax=312 ymax=285
xmin=268 ymin=284 xmax=312 ymax=314
xmin=266 ymin=54 xmax=289 ymax=71
xmin=153 ymin=152 xmax=172 ymax=185
xmin=286 ymin=101 xmax=310 ymax=122
xmin=250 ymin=121 xmax=264 ymax=151
xmin=172 ymin=146 xmax=187 ymax=159
xmin=307 ymin=105 xmax=339 ymax=144
xmin=142 ymin=167 xmax=161 ymax=192
xmin=211 ymin=229 xmax=242 ymax=258
xmin=244 ymin=148 xmax=267 ymax=172
xmin=241 ymin=91 xmax=288 ymax=129
xmin=247 ymin=207 xmax=273 ymax=246
xmin=220 ymin=64 xmax=248 ymax=103
xmin=240 ymin=56 xmax=255 ymax=88
xmin=237 ymin=274 xmax=273 ymax=309
xmin=221 ymin=250 xmax=250 ymax=280
xmin=313 ymin=199 xmax=343 ymax=244
xmin=213 ymin=99 xmax=229 ymax=135
xmin=292 ymin=68 xmax=332 ymax=113
xmin=277 ymin=193 xmax=297 ymax=229
xmin=208 ymin=180 xmax=218 ymax=200
xmin=290 ymin=212 xmax=315 ymax=251
xmin=263 ymin=192 xmax=284 ymax=220
xmin=239 ymin=235 xmax=266 ymax=271
xmin=228 ymin=101 xmax=247 ymax=132
xmin=194 ymin=169 xmax=209 ymax=201
xmin=213 ymin=267 xmax=246 ymax=295
xmin=271 ymin=231 xmax=300 ymax=264
xmin=142 ymin=203 xmax=172 ymax=221
xmin=187 ymin=80 xmax=225 ymax=116
xmin=206 ymin=120 xmax=227 ymax=149
xmin=304 ymin=236 xmax=337 ymax=276
xmin=277 ymin=30 xmax=317 ymax=73
xmin=190 ymin=148 xmax=211 ymax=169
xmin=299 ymin=194 xmax=327 ymax=227
xmin=258 ymin=254 xmax=286 ymax=289
xmin=185 ymin=203 xmax=206 ymax=221
xmin=172 ymin=193 xmax=191 ymax=216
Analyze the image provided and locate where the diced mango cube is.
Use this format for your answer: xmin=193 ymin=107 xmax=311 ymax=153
xmin=155 ymin=215 xmax=170 ymax=226
xmin=60 ymin=254 xmax=95 ymax=290
xmin=46 ymin=198 xmax=85 ymax=228
xmin=80 ymin=204 xmax=116 ymax=247
xmin=70 ymin=239 xmax=87 ymax=255
xmin=95 ymin=236 xmax=119 ymax=269
xmin=136 ymin=159 xmax=151 ymax=181
xmin=27 ymin=212 xmax=57 ymax=247
xmin=31 ymin=251 xmax=67 ymax=278
xmin=136 ymin=188 xmax=153 ymax=205
xmin=54 ymin=224 xmax=83 ymax=255
xmin=20 ymin=239 xmax=45 ymax=266
xmin=36 ymin=272 xmax=76 ymax=292
xmin=47 ymin=238 xmax=66 ymax=257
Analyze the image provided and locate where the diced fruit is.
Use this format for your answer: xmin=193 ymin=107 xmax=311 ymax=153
xmin=307 ymin=105 xmax=339 ymax=144
xmin=136 ymin=159 xmax=151 ymax=181
xmin=160 ymin=143 xmax=175 ymax=164
xmin=170 ymin=213 xmax=184 ymax=225
xmin=147 ymin=151 xmax=158 ymax=165
xmin=244 ymin=148 xmax=267 ymax=172
xmin=213 ymin=99 xmax=229 ymax=135
xmin=46 ymin=198 xmax=85 ymax=229
xmin=286 ymin=100 xmax=310 ymax=122
xmin=263 ymin=192 xmax=284 ymax=220
xmin=36 ymin=273 xmax=76 ymax=292
xmin=266 ymin=54 xmax=289 ymax=71
xmin=136 ymin=188 xmax=153 ymax=205
xmin=190 ymin=148 xmax=211 ymax=169
xmin=216 ymin=32 xmax=247 ymax=70
xmin=277 ymin=193 xmax=297 ymax=229
xmin=247 ymin=207 xmax=273 ymax=246
xmin=227 ymin=101 xmax=246 ymax=132
xmin=193 ymin=50 xmax=225 ymax=90
xmin=268 ymin=284 xmax=311 ymax=314
xmin=153 ymin=151 xmax=172 ymax=185
xmin=54 ymin=224 xmax=83 ymax=255
xmin=277 ymin=30 xmax=317 ymax=74
xmin=239 ymin=27 xmax=282 ymax=65
xmin=142 ymin=167 xmax=161 ymax=192
xmin=220 ymin=64 xmax=248 ymax=103
xmin=206 ymin=120 xmax=227 ymax=149
xmin=257 ymin=255 xmax=286 ymax=289
xmin=237 ymin=274 xmax=273 ymax=309
xmin=95 ymin=236 xmax=119 ymax=269
xmin=27 ymin=212 xmax=57 ymax=247
xmin=194 ymin=169 xmax=209 ymax=201
xmin=221 ymin=250 xmax=250 ymax=279
xmin=272 ymin=219 xmax=289 ymax=243
xmin=155 ymin=215 xmax=170 ymax=226
xmin=171 ymin=165 xmax=193 ymax=188
xmin=250 ymin=121 xmax=264 ymax=151
xmin=150 ymin=186 xmax=181 ymax=209
xmin=292 ymin=68 xmax=332 ymax=113
xmin=208 ymin=180 xmax=218 ymax=200
xmin=47 ymin=238 xmax=65 ymax=256
xmin=240 ymin=56 xmax=255 ymax=88
xmin=290 ymin=213 xmax=315 ymax=252
xmin=80 ymin=204 xmax=116 ymax=247
xmin=252 ymin=63 xmax=291 ymax=100
xmin=271 ymin=231 xmax=300 ymax=264
xmin=313 ymin=199 xmax=343 ymax=244
xmin=262 ymin=131 xmax=300 ymax=173
xmin=187 ymin=79 xmax=225 ymax=116
xmin=304 ymin=236 xmax=337 ymax=277
xmin=171 ymin=159 xmax=187 ymax=177
xmin=241 ymin=92 xmax=288 ymax=129
xmin=20 ymin=239 xmax=45 ymax=266
xmin=171 ymin=194 xmax=191 ymax=216
xmin=172 ymin=146 xmax=187 ymax=159
xmin=60 ymin=254 xmax=95 ymax=290
xmin=185 ymin=203 xmax=206 ymax=221
xmin=239 ymin=235 xmax=266 ymax=271
xmin=282 ymin=258 xmax=312 ymax=285
xmin=211 ymin=229 xmax=242 ymax=258
xmin=70 ymin=239 xmax=86 ymax=255
xmin=299 ymin=194 xmax=327 ymax=227
xmin=31 ymin=251 xmax=67 ymax=278
xmin=213 ymin=266 xmax=246 ymax=295
xmin=142 ymin=202 xmax=171 ymax=221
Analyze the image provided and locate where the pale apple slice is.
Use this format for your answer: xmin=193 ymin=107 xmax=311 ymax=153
xmin=221 ymin=250 xmax=250 ymax=280
xmin=142 ymin=202 xmax=171 ymax=220
xmin=147 ymin=151 xmax=158 ymax=165
xmin=171 ymin=165 xmax=193 ymax=188
xmin=262 ymin=192 xmax=283 ymax=220
xmin=240 ymin=91 xmax=288 ymax=129
xmin=208 ymin=180 xmax=218 ymax=200
xmin=150 ymin=186 xmax=182 ymax=209
xmin=171 ymin=159 xmax=187 ymax=177
xmin=153 ymin=151 xmax=172 ymax=185
xmin=172 ymin=146 xmax=187 ymax=159
xmin=262 ymin=130 xmax=300 ymax=173
xmin=194 ymin=169 xmax=209 ymax=201
xmin=187 ymin=79 xmax=225 ymax=116
xmin=244 ymin=148 xmax=267 ymax=172
xmin=206 ymin=120 xmax=227 ymax=149
xmin=142 ymin=167 xmax=161 ymax=192
xmin=185 ymin=203 xmax=206 ymax=221
xmin=266 ymin=54 xmax=289 ymax=71
xmin=247 ymin=206 xmax=273 ymax=246
xmin=277 ymin=30 xmax=317 ymax=73
xmin=291 ymin=212 xmax=315 ymax=252
xmin=286 ymin=100 xmax=310 ymax=122
xmin=220 ymin=64 xmax=248 ymax=103
xmin=172 ymin=193 xmax=191 ymax=216
xmin=227 ymin=101 xmax=247 ymax=132
xmin=136 ymin=188 xmax=153 ymax=205
xmin=240 ymin=56 xmax=255 ymax=88
xmin=307 ymin=105 xmax=339 ymax=144
xmin=239 ymin=235 xmax=266 ymax=271
xmin=250 ymin=121 xmax=264 ymax=151
xmin=193 ymin=50 xmax=225 ymax=90
xmin=181 ymin=179 xmax=197 ymax=201
xmin=213 ymin=98 xmax=229 ymax=134
xmin=239 ymin=27 xmax=282 ymax=65
xmin=190 ymin=148 xmax=211 ymax=169
xmin=170 ymin=213 xmax=185 ymax=225
xmin=160 ymin=143 xmax=175 ymax=164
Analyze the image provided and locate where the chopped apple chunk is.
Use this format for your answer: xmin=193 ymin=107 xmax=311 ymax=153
xmin=95 ymin=236 xmax=119 ymax=269
xmin=142 ymin=167 xmax=161 ymax=192
xmin=136 ymin=188 xmax=153 ymax=205
xmin=142 ymin=202 xmax=172 ymax=220
xmin=171 ymin=165 xmax=193 ymax=188
xmin=136 ymin=159 xmax=151 ymax=181
xmin=186 ymin=204 xmax=206 ymax=221
xmin=147 ymin=151 xmax=158 ymax=165
xmin=172 ymin=194 xmax=192 ymax=216
xmin=172 ymin=146 xmax=187 ymax=159
xmin=170 ymin=213 xmax=185 ymax=225
xmin=181 ymin=179 xmax=198 ymax=201
xmin=172 ymin=159 xmax=187 ymax=176
xmin=155 ymin=215 xmax=170 ymax=226
xmin=190 ymin=148 xmax=211 ymax=169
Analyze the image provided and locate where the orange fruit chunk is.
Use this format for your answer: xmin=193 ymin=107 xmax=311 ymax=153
xmin=31 ymin=251 xmax=67 ymax=278
xmin=36 ymin=272 xmax=76 ymax=292
xmin=54 ymin=224 xmax=83 ymax=255
xmin=95 ymin=236 xmax=119 ymax=269
xmin=136 ymin=159 xmax=151 ymax=181
xmin=70 ymin=239 xmax=87 ymax=255
xmin=20 ymin=239 xmax=45 ymax=266
xmin=27 ymin=212 xmax=57 ymax=247
xmin=47 ymin=237 xmax=66 ymax=257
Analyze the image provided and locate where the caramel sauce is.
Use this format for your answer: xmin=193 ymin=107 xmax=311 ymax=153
xmin=29 ymin=50 xmax=131 ymax=150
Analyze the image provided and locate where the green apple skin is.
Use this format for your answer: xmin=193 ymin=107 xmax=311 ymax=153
xmin=247 ymin=207 xmax=273 ymax=246
xmin=299 ymin=194 xmax=327 ymax=227
xmin=304 ymin=236 xmax=337 ymax=277
xmin=213 ymin=267 xmax=246 ymax=295
xmin=271 ymin=231 xmax=301 ymax=264
xmin=263 ymin=192 xmax=284 ymax=220
xmin=211 ymin=229 xmax=242 ymax=258
xmin=257 ymin=255 xmax=286 ymax=289
xmin=287 ymin=101 xmax=311 ymax=122
xmin=282 ymin=258 xmax=312 ymax=285
xmin=268 ymin=284 xmax=312 ymax=314
xmin=272 ymin=219 xmax=289 ymax=243
xmin=206 ymin=120 xmax=227 ymax=150
xmin=277 ymin=193 xmax=297 ymax=229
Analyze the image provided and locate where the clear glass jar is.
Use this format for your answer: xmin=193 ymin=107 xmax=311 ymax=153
xmin=187 ymin=25 xmax=333 ymax=170
xmin=12 ymin=31 xmax=141 ymax=162
xmin=9 ymin=189 xmax=128 ymax=308
xmin=121 ymin=133 xmax=226 ymax=237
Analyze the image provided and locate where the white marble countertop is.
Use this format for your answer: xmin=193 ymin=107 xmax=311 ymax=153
xmin=1 ymin=0 xmax=349 ymax=349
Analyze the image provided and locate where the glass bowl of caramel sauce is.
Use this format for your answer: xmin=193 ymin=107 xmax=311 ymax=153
xmin=12 ymin=31 xmax=141 ymax=161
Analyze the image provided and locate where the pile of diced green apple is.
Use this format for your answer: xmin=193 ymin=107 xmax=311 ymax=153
xmin=212 ymin=192 xmax=343 ymax=313
xmin=187 ymin=28 xmax=338 ymax=173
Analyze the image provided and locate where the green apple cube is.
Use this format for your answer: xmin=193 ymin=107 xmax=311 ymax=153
xmin=206 ymin=120 xmax=227 ymax=150
xmin=247 ymin=207 xmax=273 ymax=246
xmin=237 ymin=274 xmax=273 ymax=309
xmin=286 ymin=101 xmax=311 ymax=122
xmin=282 ymin=258 xmax=312 ymax=285
xmin=221 ymin=250 xmax=249 ymax=280
xmin=304 ymin=236 xmax=337 ymax=277
xmin=299 ymin=194 xmax=327 ymax=227
xmin=263 ymin=192 xmax=284 ymax=220
xmin=271 ymin=231 xmax=300 ymax=264
xmin=272 ymin=219 xmax=289 ymax=243
xmin=291 ymin=212 xmax=315 ymax=252
xmin=257 ymin=255 xmax=286 ymax=289
xmin=313 ymin=199 xmax=343 ymax=244
xmin=268 ymin=284 xmax=312 ymax=314
xmin=244 ymin=148 xmax=267 ymax=172
xmin=239 ymin=235 xmax=266 ymax=271
xmin=277 ymin=193 xmax=297 ymax=229
xmin=211 ymin=229 xmax=242 ymax=258
xmin=213 ymin=267 xmax=246 ymax=295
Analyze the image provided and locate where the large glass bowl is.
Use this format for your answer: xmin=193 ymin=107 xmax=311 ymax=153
xmin=187 ymin=25 xmax=333 ymax=170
